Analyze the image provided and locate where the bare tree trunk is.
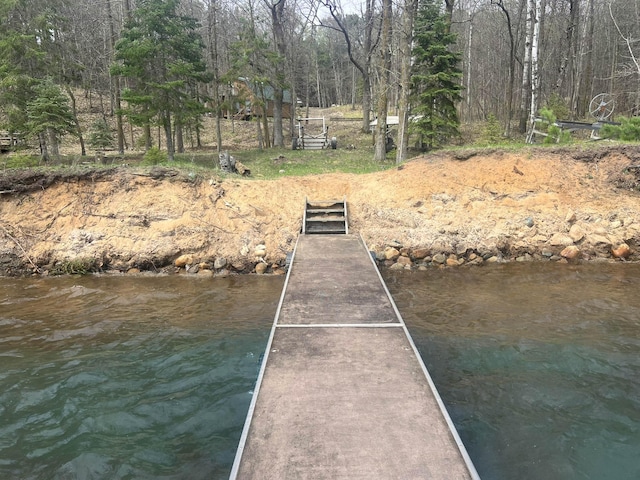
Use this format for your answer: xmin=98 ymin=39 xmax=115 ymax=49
xmin=163 ymin=114 xmax=174 ymax=161
xmin=395 ymin=0 xmax=418 ymax=164
xmin=493 ymin=0 xmax=517 ymax=135
xmin=268 ymin=0 xmax=287 ymax=148
xmin=529 ymin=0 xmax=541 ymax=133
xmin=374 ymin=0 xmax=392 ymax=161
xmin=321 ymin=0 xmax=375 ymax=133
xmin=207 ymin=0 xmax=223 ymax=154
xmin=38 ymin=132 xmax=50 ymax=163
xmin=106 ymin=0 xmax=125 ymax=154
xmin=519 ymin=0 xmax=534 ymax=133
xmin=65 ymin=86 xmax=86 ymax=156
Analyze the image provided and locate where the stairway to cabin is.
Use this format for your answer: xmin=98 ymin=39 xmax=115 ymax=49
xmin=304 ymin=198 xmax=348 ymax=234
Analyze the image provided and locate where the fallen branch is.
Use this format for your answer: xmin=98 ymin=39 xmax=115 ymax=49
xmin=0 ymin=223 xmax=41 ymax=273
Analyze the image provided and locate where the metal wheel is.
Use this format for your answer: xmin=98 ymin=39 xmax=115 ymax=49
xmin=589 ymin=93 xmax=615 ymax=121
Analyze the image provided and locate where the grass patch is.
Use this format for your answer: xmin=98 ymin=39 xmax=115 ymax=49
xmin=51 ymin=258 xmax=98 ymax=275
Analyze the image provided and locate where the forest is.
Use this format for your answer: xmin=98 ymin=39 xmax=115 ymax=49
xmin=0 ymin=0 xmax=639 ymax=165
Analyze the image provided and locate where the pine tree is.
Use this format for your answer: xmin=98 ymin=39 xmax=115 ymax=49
xmin=411 ymin=0 xmax=462 ymax=150
xmin=25 ymin=78 xmax=76 ymax=161
xmin=111 ymin=0 xmax=210 ymax=160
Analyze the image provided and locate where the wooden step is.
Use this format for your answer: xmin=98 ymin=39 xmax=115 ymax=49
xmin=303 ymin=197 xmax=348 ymax=235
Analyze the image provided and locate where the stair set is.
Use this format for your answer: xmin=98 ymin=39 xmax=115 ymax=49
xmin=303 ymin=197 xmax=348 ymax=235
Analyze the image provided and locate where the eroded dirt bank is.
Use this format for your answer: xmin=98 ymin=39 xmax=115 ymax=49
xmin=2 ymin=145 xmax=640 ymax=276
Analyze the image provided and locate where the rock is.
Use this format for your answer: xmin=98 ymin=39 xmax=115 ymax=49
xmin=397 ymin=256 xmax=412 ymax=266
xmin=445 ymin=256 xmax=459 ymax=267
xmin=254 ymin=244 xmax=267 ymax=257
xmin=610 ymin=220 xmax=622 ymax=229
xmin=375 ymin=250 xmax=386 ymax=261
xmin=569 ymin=224 xmax=585 ymax=242
xmin=198 ymin=262 xmax=210 ymax=270
xmin=197 ymin=269 xmax=214 ymax=276
xmin=175 ymin=254 xmax=193 ymax=268
xmin=565 ymin=211 xmax=577 ymax=223
xmin=525 ymin=217 xmax=534 ymax=227
xmin=399 ymin=247 xmax=411 ymax=257
xmin=384 ymin=247 xmax=400 ymax=261
xmin=240 ymin=245 xmax=250 ymax=256
xmin=189 ymin=265 xmax=200 ymax=274
xmin=541 ymin=249 xmax=554 ymax=257
xmin=214 ymin=257 xmax=227 ymax=270
xmin=586 ymin=234 xmax=611 ymax=248
xmin=411 ymin=248 xmax=430 ymax=260
xmin=389 ymin=262 xmax=405 ymax=270
xmin=232 ymin=261 xmax=247 ymax=271
xmin=255 ymin=262 xmax=268 ymax=274
xmin=549 ymin=233 xmax=574 ymax=247
xmin=432 ymin=253 xmax=447 ymax=264
xmin=560 ymin=245 xmax=581 ymax=260
xmin=485 ymin=256 xmax=500 ymax=263
xmin=127 ymin=268 xmax=140 ymax=274
xmin=612 ymin=243 xmax=631 ymax=258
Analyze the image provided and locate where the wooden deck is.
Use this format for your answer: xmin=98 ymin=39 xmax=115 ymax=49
xmin=230 ymin=234 xmax=480 ymax=479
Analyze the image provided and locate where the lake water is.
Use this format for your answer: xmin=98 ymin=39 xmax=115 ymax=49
xmin=1 ymin=264 xmax=639 ymax=479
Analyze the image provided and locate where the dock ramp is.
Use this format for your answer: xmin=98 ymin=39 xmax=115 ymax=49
xmin=230 ymin=209 xmax=479 ymax=479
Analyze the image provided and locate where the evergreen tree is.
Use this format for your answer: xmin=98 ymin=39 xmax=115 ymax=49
xmin=111 ymin=0 xmax=210 ymax=160
xmin=410 ymin=0 xmax=462 ymax=150
xmin=25 ymin=77 xmax=76 ymax=161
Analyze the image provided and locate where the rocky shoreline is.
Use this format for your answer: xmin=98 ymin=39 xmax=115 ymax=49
xmin=2 ymin=145 xmax=640 ymax=277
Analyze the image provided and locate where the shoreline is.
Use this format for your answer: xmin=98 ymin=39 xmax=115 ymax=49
xmin=2 ymin=145 xmax=640 ymax=277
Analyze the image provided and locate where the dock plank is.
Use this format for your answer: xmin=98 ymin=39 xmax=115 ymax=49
xmin=231 ymin=234 xmax=479 ymax=479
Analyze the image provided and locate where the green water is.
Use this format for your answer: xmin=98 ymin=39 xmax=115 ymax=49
xmin=1 ymin=264 xmax=639 ymax=479
xmin=385 ymin=263 xmax=640 ymax=480
xmin=0 ymin=275 xmax=282 ymax=479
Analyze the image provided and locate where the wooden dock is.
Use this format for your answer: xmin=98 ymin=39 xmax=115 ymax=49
xmin=230 ymin=234 xmax=480 ymax=479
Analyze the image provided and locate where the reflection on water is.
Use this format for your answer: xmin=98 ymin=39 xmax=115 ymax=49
xmin=0 ymin=275 xmax=282 ymax=479
xmin=2 ymin=264 xmax=640 ymax=479
xmin=384 ymin=263 xmax=640 ymax=480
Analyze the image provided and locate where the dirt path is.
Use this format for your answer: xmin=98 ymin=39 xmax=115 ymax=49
xmin=2 ymin=145 xmax=640 ymax=276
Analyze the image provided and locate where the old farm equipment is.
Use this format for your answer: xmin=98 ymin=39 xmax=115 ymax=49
xmin=292 ymin=117 xmax=337 ymax=150
xmin=527 ymin=93 xmax=618 ymax=143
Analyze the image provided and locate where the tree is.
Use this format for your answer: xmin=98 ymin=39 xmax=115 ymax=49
xmin=25 ymin=78 xmax=76 ymax=161
xmin=395 ymin=0 xmax=419 ymax=164
xmin=373 ymin=0 xmax=392 ymax=161
xmin=111 ymin=0 xmax=209 ymax=161
xmin=319 ymin=0 xmax=377 ymax=133
xmin=411 ymin=0 xmax=462 ymax=150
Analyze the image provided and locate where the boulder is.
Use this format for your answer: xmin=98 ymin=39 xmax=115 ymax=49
xmin=255 ymin=262 xmax=268 ymax=274
xmin=612 ymin=243 xmax=631 ymax=259
xmin=411 ymin=248 xmax=430 ymax=260
xmin=397 ymin=256 xmax=412 ymax=266
xmin=568 ymin=224 xmax=585 ymax=242
xmin=214 ymin=257 xmax=227 ymax=270
xmin=384 ymin=247 xmax=400 ymax=261
xmin=175 ymin=254 xmax=193 ymax=268
xmin=560 ymin=245 xmax=581 ymax=260
xmin=254 ymin=244 xmax=267 ymax=258
xmin=432 ymin=253 xmax=447 ymax=264
xmin=549 ymin=233 xmax=574 ymax=247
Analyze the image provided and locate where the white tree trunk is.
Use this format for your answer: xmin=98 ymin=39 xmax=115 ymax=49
xmin=528 ymin=0 xmax=541 ymax=133
xmin=519 ymin=0 xmax=534 ymax=133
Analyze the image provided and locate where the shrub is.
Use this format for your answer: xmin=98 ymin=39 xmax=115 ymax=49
xmin=601 ymin=117 xmax=640 ymax=141
xmin=482 ymin=113 xmax=503 ymax=144
xmin=143 ymin=146 xmax=167 ymax=165
xmin=87 ymin=119 xmax=114 ymax=150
